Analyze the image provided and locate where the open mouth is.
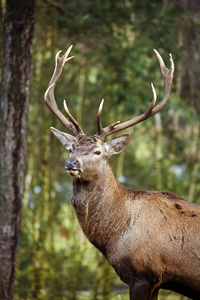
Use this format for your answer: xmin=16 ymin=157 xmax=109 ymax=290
xmin=65 ymin=167 xmax=82 ymax=178
xmin=67 ymin=169 xmax=81 ymax=178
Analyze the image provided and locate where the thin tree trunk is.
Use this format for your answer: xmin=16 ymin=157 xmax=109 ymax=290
xmin=188 ymin=125 xmax=200 ymax=203
xmin=0 ymin=1 xmax=35 ymax=299
xmin=166 ymin=112 xmax=178 ymax=191
xmin=154 ymin=113 xmax=162 ymax=191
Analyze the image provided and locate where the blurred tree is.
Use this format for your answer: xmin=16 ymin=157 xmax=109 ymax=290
xmin=0 ymin=0 xmax=35 ymax=299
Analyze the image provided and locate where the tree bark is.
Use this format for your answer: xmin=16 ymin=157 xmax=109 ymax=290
xmin=0 ymin=0 xmax=35 ymax=299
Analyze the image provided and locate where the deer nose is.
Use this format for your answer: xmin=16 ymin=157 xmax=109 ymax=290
xmin=64 ymin=157 xmax=80 ymax=170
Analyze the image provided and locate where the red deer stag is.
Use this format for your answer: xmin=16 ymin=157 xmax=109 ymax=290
xmin=44 ymin=45 xmax=200 ymax=300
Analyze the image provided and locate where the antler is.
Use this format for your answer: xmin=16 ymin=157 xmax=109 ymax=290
xmin=96 ymin=49 xmax=174 ymax=139
xmin=44 ymin=45 xmax=84 ymax=136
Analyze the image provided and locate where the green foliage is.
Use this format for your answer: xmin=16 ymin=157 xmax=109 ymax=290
xmin=15 ymin=0 xmax=200 ymax=299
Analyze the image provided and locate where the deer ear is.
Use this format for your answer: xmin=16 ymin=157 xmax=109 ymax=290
xmin=105 ymin=133 xmax=130 ymax=157
xmin=50 ymin=127 xmax=76 ymax=151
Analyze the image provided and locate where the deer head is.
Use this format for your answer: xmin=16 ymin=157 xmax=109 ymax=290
xmin=44 ymin=45 xmax=174 ymax=181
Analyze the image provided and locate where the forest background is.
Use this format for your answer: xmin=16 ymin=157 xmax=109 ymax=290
xmin=0 ymin=0 xmax=200 ymax=299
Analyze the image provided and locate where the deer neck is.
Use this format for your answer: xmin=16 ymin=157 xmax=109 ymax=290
xmin=70 ymin=162 xmax=127 ymax=252
xmin=71 ymin=162 xmax=119 ymax=204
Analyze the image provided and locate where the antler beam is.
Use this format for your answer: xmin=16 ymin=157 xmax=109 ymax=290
xmin=44 ymin=45 xmax=84 ymax=136
xmin=96 ymin=49 xmax=174 ymax=139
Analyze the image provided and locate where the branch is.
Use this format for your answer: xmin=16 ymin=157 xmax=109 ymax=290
xmin=41 ymin=0 xmax=76 ymax=19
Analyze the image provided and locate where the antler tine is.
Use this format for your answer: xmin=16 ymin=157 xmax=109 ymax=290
xmin=44 ymin=45 xmax=84 ymax=136
xmin=97 ymin=99 xmax=104 ymax=135
xmin=96 ymin=50 xmax=174 ymax=140
xmin=63 ymin=100 xmax=84 ymax=135
xmin=96 ymin=99 xmax=121 ymax=139
xmin=151 ymin=49 xmax=174 ymax=115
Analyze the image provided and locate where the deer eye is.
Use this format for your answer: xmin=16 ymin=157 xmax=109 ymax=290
xmin=94 ymin=150 xmax=101 ymax=155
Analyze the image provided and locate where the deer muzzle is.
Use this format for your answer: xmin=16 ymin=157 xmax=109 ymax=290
xmin=64 ymin=157 xmax=82 ymax=178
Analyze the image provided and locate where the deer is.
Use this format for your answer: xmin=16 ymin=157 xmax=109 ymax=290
xmin=44 ymin=45 xmax=200 ymax=300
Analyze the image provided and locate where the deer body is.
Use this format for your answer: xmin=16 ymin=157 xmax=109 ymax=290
xmin=44 ymin=46 xmax=200 ymax=299
xmin=64 ymin=135 xmax=200 ymax=300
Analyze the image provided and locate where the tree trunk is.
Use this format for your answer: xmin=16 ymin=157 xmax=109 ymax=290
xmin=0 ymin=0 xmax=35 ymax=299
xmin=154 ymin=113 xmax=162 ymax=191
